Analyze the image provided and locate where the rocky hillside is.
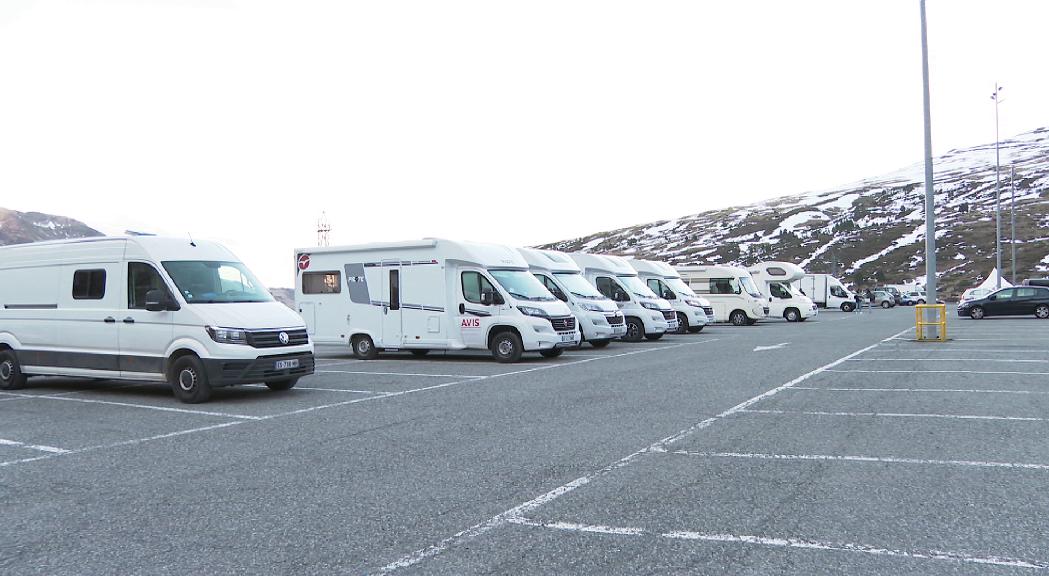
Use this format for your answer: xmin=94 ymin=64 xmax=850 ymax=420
xmin=543 ymin=127 xmax=1049 ymax=298
xmin=0 ymin=207 xmax=103 ymax=245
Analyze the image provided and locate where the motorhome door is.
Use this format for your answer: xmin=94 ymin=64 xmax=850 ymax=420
xmin=381 ymin=263 xmax=403 ymax=347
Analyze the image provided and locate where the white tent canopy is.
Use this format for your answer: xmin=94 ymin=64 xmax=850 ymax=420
xmin=976 ymin=268 xmax=1012 ymax=291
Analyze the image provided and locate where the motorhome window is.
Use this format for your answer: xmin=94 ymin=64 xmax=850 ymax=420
xmin=709 ymin=277 xmax=740 ymax=295
xmin=490 ymin=270 xmax=555 ymax=302
xmin=740 ymin=276 xmax=763 ymax=298
xmin=554 ymin=272 xmax=605 ymax=299
xmin=128 ymin=263 xmax=173 ymax=309
xmin=162 ymin=261 xmax=273 ymax=304
xmin=665 ymin=277 xmax=696 ymax=296
xmin=302 ymin=272 xmax=342 ymax=294
xmin=595 ymin=276 xmax=624 ymax=300
xmin=647 ymin=279 xmax=675 ymax=300
xmin=830 ymin=286 xmax=848 ymax=298
xmin=462 ymin=271 xmax=496 ymax=304
xmin=389 ymin=270 xmax=400 ymax=310
xmin=766 ymin=267 xmax=787 ymax=276
xmin=72 ymin=269 xmax=106 ymax=300
xmin=535 ymin=275 xmax=567 ymax=301
xmin=616 ymin=275 xmax=659 ymax=299
xmin=770 ymin=282 xmax=792 ymax=299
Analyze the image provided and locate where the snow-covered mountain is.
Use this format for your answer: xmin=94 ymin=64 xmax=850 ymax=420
xmin=0 ymin=207 xmax=103 ymax=245
xmin=543 ymin=127 xmax=1049 ymax=297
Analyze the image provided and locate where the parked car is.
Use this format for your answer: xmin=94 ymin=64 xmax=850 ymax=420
xmin=957 ymin=286 xmax=1049 ymax=319
xmin=960 ymin=287 xmax=992 ymax=302
xmin=1023 ymin=278 xmax=1049 ymax=288
xmin=901 ymin=291 xmax=926 ymax=305
xmin=871 ymin=290 xmax=896 ymax=308
xmin=875 ymin=286 xmax=903 ymax=304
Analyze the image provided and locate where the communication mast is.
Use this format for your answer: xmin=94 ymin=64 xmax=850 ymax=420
xmin=317 ymin=212 xmax=331 ymax=247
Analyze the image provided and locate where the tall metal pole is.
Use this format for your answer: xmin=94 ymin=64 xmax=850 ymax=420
xmin=992 ymin=83 xmax=1003 ymax=289
xmin=920 ymin=0 xmax=936 ymax=329
xmin=1011 ymin=165 xmax=1016 ymax=284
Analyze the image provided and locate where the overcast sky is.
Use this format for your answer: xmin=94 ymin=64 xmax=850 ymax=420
xmin=1 ymin=0 xmax=1046 ymax=287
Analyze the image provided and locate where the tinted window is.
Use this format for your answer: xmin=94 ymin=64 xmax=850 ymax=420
xmin=709 ymin=277 xmax=740 ymax=295
xmin=1016 ymin=288 xmax=1037 ymax=298
xmin=128 ymin=263 xmax=172 ymax=309
xmin=462 ymin=271 xmax=496 ymax=304
xmin=389 ymin=270 xmax=400 ymax=310
xmin=770 ymin=283 xmax=791 ymax=299
xmin=996 ymin=289 xmax=1016 ymax=300
xmin=766 ymin=267 xmax=787 ymax=276
xmin=72 ymin=269 xmax=106 ymax=300
xmin=595 ymin=277 xmax=617 ymax=299
xmin=302 ymin=271 xmax=342 ymax=294
xmin=536 ymin=274 xmax=567 ymax=301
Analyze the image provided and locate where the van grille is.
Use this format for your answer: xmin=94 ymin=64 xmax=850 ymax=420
xmin=549 ymin=316 xmax=577 ymax=332
xmin=703 ymin=307 xmax=714 ymax=317
xmin=246 ymin=328 xmax=309 ymax=348
xmin=606 ymin=314 xmax=624 ymax=326
xmin=662 ymin=310 xmax=676 ymax=321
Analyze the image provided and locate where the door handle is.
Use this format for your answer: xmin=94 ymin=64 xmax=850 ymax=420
xmin=103 ymin=317 xmax=116 ymax=323
xmin=123 ymin=317 xmax=135 ymax=324
xmin=458 ymin=303 xmax=465 ymax=314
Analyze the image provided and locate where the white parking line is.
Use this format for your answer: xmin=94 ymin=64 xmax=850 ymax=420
xmin=507 ymin=517 xmax=1049 ymax=570
xmin=849 ymin=358 xmax=1049 ymax=363
xmin=314 ymin=370 xmax=488 ymax=379
xmin=313 ymin=359 xmax=366 ymax=367
xmin=740 ymin=408 xmax=1049 ymax=423
xmin=0 ymin=438 xmax=70 ymax=454
xmin=0 ymin=393 xmax=262 ymax=420
xmin=793 ymin=386 xmax=1049 ymax=395
xmin=372 ymin=326 xmax=913 ymax=573
xmin=658 ymin=449 xmax=1049 ymax=471
xmin=826 ymin=369 xmax=1049 ymax=376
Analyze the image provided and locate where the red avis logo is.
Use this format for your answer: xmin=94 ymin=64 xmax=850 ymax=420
xmin=461 ymin=318 xmax=481 ymax=328
xmin=297 ymin=254 xmax=311 ymax=271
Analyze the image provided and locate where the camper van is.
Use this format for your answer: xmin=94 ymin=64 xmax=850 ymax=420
xmin=0 ymin=236 xmax=314 ymax=403
xmin=294 ymin=239 xmax=580 ymax=363
xmin=628 ymin=259 xmax=712 ymax=333
xmin=747 ymin=261 xmax=818 ymax=322
xmin=676 ymin=265 xmax=769 ymax=325
xmin=516 ymin=248 xmax=626 ymax=347
xmin=797 ymin=273 xmax=855 ymax=311
xmin=569 ymin=253 xmax=676 ymax=341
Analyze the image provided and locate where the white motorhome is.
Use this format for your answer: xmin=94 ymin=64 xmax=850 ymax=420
xmin=797 ymin=273 xmax=855 ymax=311
xmin=747 ymin=261 xmax=818 ymax=322
xmin=294 ymin=239 xmax=580 ymax=363
xmin=0 ymin=236 xmax=314 ymax=403
xmin=569 ymin=253 xmax=676 ymax=341
xmin=516 ymin=248 xmax=626 ymax=347
xmin=676 ymin=265 xmax=770 ymax=325
xmin=628 ymin=259 xmax=712 ymax=333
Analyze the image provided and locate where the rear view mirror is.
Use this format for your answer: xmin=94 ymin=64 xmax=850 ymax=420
xmin=145 ymin=289 xmax=174 ymax=312
xmin=480 ymin=289 xmax=494 ymax=306
xmin=988 ymin=295 xmax=997 ymax=301
xmin=614 ymin=289 xmax=628 ymax=302
xmin=663 ymin=290 xmax=675 ymax=300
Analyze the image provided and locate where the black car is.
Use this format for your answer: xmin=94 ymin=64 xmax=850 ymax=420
xmin=957 ymin=286 xmax=1049 ymax=319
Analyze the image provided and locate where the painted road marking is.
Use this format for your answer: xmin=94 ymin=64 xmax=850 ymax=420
xmin=826 ymin=369 xmax=1049 ymax=376
xmin=314 ymin=370 xmax=488 ymax=379
xmin=0 ymin=391 xmax=262 ymax=420
xmin=739 ymin=408 xmax=1049 ymax=422
xmin=792 ymin=386 xmax=1049 ymax=395
xmin=0 ymin=438 xmax=70 ymax=454
xmin=753 ymin=342 xmax=790 ymax=352
xmin=849 ymin=358 xmax=1049 ymax=363
xmin=658 ymin=449 xmax=1049 ymax=471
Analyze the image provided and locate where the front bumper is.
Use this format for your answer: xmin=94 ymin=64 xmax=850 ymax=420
xmin=579 ymin=311 xmax=627 ymax=340
xmin=203 ymin=352 xmax=316 ymax=387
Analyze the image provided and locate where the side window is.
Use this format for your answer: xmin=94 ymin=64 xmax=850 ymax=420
xmin=537 ymin=275 xmax=566 ymax=301
xmin=997 ymin=289 xmax=1016 ymax=300
xmin=595 ymin=277 xmax=616 ymax=299
xmin=389 ymin=269 xmax=400 ymax=310
xmin=302 ymin=271 xmax=342 ymax=294
xmin=1016 ymin=288 xmax=1036 ymax=298
xmin=766 ymin=267 xmax=787 ymax=277
xmin=690 ymin=279 xmax=710 ymax=294
xmin=770 ymin=283 xmax=790 ymax=299
xmin=128 ymin=263 xmax=171 ymax=309
xmin=710 ymin=278 xmax=736 ymax=295
xmin=72 ymin=269 xmax=106 ymax=300
xmin=646 ymin=279 xmax=660 ymax=294
xmin=462 ymin=272 xmax=495 ymax=304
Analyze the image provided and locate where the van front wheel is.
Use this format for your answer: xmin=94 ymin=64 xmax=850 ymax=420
xmin=169 ymin=355 xmax=212 ymax=404
xmin=266 ymin=378 xmax=298 ymax=391
xmin=784 ymin=308 xmax=800 ymax=322
xmin=352 ymin=335 xmax=378 ymax=360
xmin=675 ymin=313 xmax=689 ymax=334
xmin=841 ymin=302 xmax=855 ymax=312
xmin=730 ymin=310 xmax=748 ymax=326
xmin=491 ymin=331 xmax=524 ymax=363
xmin=623 ymin=318 xmax=644 ymax=342
xmin=0 ymin=350 xmax=27 ymax=390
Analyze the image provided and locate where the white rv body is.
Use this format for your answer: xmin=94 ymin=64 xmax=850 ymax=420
xmin=568 ymin=253 xmax=676 ymax=341
xmin=676 ymin=265 xmax=770 ymax=325
xmin=797 ymin=273 xmax=856 ymax=311
xmin=746 ymin=261 xmax=818 ymax=322
xmin=0 ymin=236 xmax=314 ymax=403
xmin=628 ymin=259 xmax=712 ymax=333
xmin=294 ymin=239 xmax=580 ymax=362
xmin=516 ymin=248 xmax=626 ymax=347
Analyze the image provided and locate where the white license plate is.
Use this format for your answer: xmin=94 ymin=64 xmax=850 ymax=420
xmin=275 ymin=359 xmax=299 ymax=370
xmin=559 ymin=332 xmax=576 ymax=343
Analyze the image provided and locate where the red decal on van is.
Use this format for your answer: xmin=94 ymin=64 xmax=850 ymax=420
xmin=297 ymin=254 xmax=311 ymax=271
xmin=461 ymin=318 xmax=481 ymax=328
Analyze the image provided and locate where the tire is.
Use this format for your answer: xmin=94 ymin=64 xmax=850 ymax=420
xmin=409 ymin=349 xmax=430 ymax=357
xmin=266 ymin=378 xmax=299 ymax=391
xmin=1036 ymin=305 xmax=1049 ymax=319
xmin=675 ymin=313 xmax=689 ymax=335
xmin=970 ymin=306 xmax=985 ymax=320
xmin=730 ymin=310 xmax=748 ymax=326
xmin=169 ymin=355 xmax=212 ymax=404
xmin=881 ymin=301 xmax=891 ymax=309
xmin=540 ymin=348 xmax=564 ymax=358
xmin=623 ymin=317 xmax=644 ymax=343
xmin=490 ymin=331 xmax=523 ymax=363
xmin=0 ymin=350 xmax=27 ymax=391
xmin=352 ymin=335 xmax=378 ymax=360
xmin=917 ymin=299 xmax=926 ymax=305
xmin=688 ymin=326 xmax=704 ymax=333
xmin=784 ymin=308 xmax=800 ymax=322
xmin=645 ymin=333 xmax=664 ymax=341
xmin=841 ymin=302 xmax=856 ymax=312
xmin=589 ymin=339 xmax=611 ymax=348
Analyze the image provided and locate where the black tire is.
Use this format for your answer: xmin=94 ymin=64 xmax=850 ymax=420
xmin=784 ymin=308 xmax=800 ymax=322
xmin=589 ymin=339 xmax=611 ymax=348
xmin=352 ymin=335 xmax=379 ymax=360
xmin=539 ymin=348 xmax=564 ymax=358
xmin=645 ymin=333 xmax=664 ymax=341
xmin=623 ymin=317 xmax=644 ymax=343
xmin=970 ymin=306 xmax=985 ymax=320
xmin=1036 ymin=305 xmax=1049 ymax=319
xmin=675 ymin=313 xmax=689 ymax=335
xmin=841 ymin=302 xmax=856 ymax=312
xmin=409 ymin=349 xmax=430 ymax=357
xmin=266 ymin=378 xmax=299 ymax=391
xmin=687 ymin=326 xmax=704 ymax=333
xmin=881 ymin=301 xmax=891 ymax=309
xmin=490 ymin=331 xmax=524 ymax=363
xmin=730 ymin=310 xmax=748 ymax=326
xmin=169 ymin=355 xmax=212 ymax=404
xmin=917 ymin=299 xmax=926 ymax=305
xmin=0 ymin=350 xmax=27 ymax=391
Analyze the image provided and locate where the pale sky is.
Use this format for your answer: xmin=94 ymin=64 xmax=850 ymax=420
xmin=1 ymin=0 xmax=1046 ymax=287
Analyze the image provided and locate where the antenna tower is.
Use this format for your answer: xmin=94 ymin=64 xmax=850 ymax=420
xmin=317 ymin=212 xmax=331 ymax=247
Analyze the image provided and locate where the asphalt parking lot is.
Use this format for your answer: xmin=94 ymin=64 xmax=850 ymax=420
xmin=4 ymin=307 xmax=1049 ymax=574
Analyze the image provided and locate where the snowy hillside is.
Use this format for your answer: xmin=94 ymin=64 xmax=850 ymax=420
xmin=543 ymin=127 xmax=1049 ymax=297
xmin=0 ymin=207 xmax=102 ymax=245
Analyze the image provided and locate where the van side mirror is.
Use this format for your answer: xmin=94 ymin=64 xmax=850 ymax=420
xmin=145 ymin=289 xmax=176 ymax=312
xmin=663 ymin=290 xmax=675 ymax=300
xmin=614 ymin=289 xmax=628 ymax=302
xmin=480 ymin=290 xmax=494 ymax=306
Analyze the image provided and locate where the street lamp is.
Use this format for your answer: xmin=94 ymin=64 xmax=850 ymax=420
xmin=1011 ymin=165 xmax=1017 ymax=284
xmin=920 ymin=0 xmax=936 ymax=334
xmin=991 ymin=83 xmax=1004 ymax=288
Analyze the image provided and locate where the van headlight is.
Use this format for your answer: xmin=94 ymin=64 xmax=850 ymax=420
xmin=517 ymin=306 xmax=549 ymax=318
xmin=685 ymin=299 xmax=704 ymax=307
xmin=579 ymin=302 xmax=604 ymax=312
xmin=640 ymin=301 xmax=660 ymax=310
xmin=207 ymin=326 xmax=249 ymax=345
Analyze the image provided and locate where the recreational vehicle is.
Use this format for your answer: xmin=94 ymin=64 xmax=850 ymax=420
xmin=516 ymin=248 xmax=627 ymax=347
xmin=0 ymin=236 xmax=314 ymax=403
xmin=797 ymin=274 xmax=855 ymax=311
xmin=676 ymin=265 xmax=769 ymax=325
xmin=569 ymin=253 xmax=676 ymax=341
xmin=747 ymin=261 xmax=818 ymax=322
xmin=294 ymin=239 xmax=581 ymax=363
xmin=628 ymin=258 xmax=712 ymax=333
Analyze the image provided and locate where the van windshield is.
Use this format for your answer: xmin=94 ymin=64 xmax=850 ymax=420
xmin=162 ymin=261 xmax=273 ymax=304
xmin=490 ymin=270 xmax=556 ymax=302
xmin=617 ymin=275 xmax=660 ymax=299
xmin=553 ymin=272 xmax=606 ymax=299
xmin=740 ymin=276 xmax=764 ymax=298
xmin=665 ymin=277 xmax=696 ymax=296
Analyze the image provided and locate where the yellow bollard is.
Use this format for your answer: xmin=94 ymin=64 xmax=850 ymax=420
xmin=915 ymin=303 xmax=947 ymax=341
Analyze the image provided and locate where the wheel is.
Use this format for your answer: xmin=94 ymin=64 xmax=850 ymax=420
xmin=623 ymin=317 xmax=644 ymax=342
xmin=266 ymin=378 xmax=299 ymax=391
xmin=881 ymin=301 xmax=891 ymax=309
xmin=539 ymin=348 xmax=564 ymax=358
xmin=970 ymin=306 xmax=985 ymax=320
xmin=169 ymin=355 xmax=212 ymax=404
xmin=675 ymin=313 xmax=689 ymax=335
xmin=589 ymin=339 xmax=611 ymax=348
xmin=645 ymin=333 xmax=664 ymax=341
xmin=0 ymin=350 xmax=27 ymax=390
xmin=409 ymin=349 xmax=430 ymax=357
xmin=730 ymin=310 xmax=748 ymax=326
xmin=1036 ymin=305 xmax=1049 ymax=319
xmin=917 ymin=299 xmax=926 ymax=305
xmin=841 ymin=302 xmax=855 ymax=312
xmin=490 ymin=331 xmax=523 ymax=363
xmin=784 ymin=308 xmax=800 ymax=322
xmin=687 ymin=326 xmax=704 ymax=333
xmin=352 ymin=335 xmax=378 ymax=360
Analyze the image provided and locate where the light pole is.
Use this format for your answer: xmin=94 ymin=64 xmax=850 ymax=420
xmin=920 ymin=0 xmax=936 ymax=333
xmin=1011 ymin=165 xmax=1017 ymax=284
xmin=991 ymin=83 xmax=1004 ymax=288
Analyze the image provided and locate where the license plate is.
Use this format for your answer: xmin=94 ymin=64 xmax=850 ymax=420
xmin=559 ymin=332 xmax=576 ymax=343
xmin=275 ymin=359 xmax=299 ymax=370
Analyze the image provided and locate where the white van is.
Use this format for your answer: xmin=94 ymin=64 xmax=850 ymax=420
xmin=0 ymin=236 xmax=314 ymax=403
xmin=797 ymin=273 xmax=855 ymax=311
xmin=516 ymin=248 xmax=626 ymax=348
xmin=676 ymin=265 xmax=770 ymax=325
xmin=294 ymin=239 xmax=580 ymax=363
xmin=628 ymin=259 xmax=712 ymax=333
xmin=569 ymin=253 xmax=676 ymax=341
xmin=747 ymin=261 xmax=818 ymax=322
